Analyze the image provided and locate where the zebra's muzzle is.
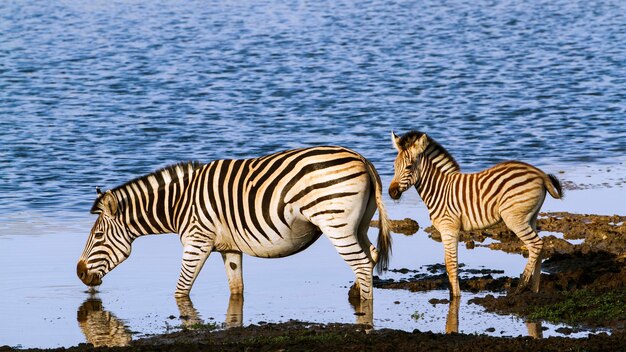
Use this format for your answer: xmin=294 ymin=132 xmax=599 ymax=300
xmin=77 ymin=260 xmax=102 ymax=287
xmin=388 ymin=182 xmax=402 ymax=200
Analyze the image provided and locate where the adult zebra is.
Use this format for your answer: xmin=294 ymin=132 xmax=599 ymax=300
xmin=77 ymin=146 xmax=391 ymax=300
xmin=388 ymin=131 xmax=562 ymax=297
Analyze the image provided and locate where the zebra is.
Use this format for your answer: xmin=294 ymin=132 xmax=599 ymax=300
xmin=388 ymin=131 xmax=562 ymax=297
xmin=77 ymin=146 xmax=392 ymax=300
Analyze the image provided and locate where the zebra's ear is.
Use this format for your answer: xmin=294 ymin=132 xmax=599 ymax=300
xmin=391 ymin=131 xmax=401 ymax=152
xmin=101 ymin=191 xmax=118 ymax=217
xmin=410 ymin=134 xmax=429 ymax=157
xmin=91 ymin=188 xmax=107 ymax=214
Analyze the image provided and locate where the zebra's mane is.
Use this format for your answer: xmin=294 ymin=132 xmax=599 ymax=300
xmin=398 ymin=131 xmax=461 ymax=173
xmin=90 ymin=161 xmax=203 ymax=213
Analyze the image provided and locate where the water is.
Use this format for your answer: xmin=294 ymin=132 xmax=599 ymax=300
xmin=1 ymin=0 xmax=625 ymax=348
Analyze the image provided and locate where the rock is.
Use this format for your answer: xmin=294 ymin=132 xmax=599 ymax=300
xmin=371 ymin=218 xmax=420 ymax=236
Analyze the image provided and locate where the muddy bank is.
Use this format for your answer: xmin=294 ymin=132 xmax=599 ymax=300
xmin=378 ymin=212 xmax=626 ymax=332
xmin=377 ymin=265 xmax=514 ymax=293
xmin=5 ymin=321 xmax=626 ymax=352
xmin=377 ymin=252 xmax=626 ymax=331
xmin=471 ymin=251 xmax=626 ymax=331
xmin=424 ymin=212 xmax=626 ymax=258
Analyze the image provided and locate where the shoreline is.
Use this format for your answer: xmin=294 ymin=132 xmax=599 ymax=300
xmin=5 ymin=320 xmax=626 ymax=352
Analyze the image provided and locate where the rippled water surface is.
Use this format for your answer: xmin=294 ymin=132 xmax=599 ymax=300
xmin=1 ymin=0 xmax=625 ymax=348
xmin=2 ymin=0 xmax=625 ymax=214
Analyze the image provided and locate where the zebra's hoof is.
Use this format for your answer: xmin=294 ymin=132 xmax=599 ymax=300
xmin=348 ymin=283 xmax=360 ymax=299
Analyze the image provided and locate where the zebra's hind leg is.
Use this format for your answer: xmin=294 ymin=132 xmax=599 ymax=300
xmin=515 ymin=229 xmax=542 ymax=294
xmin=221 ymin=251 xmax=243 ymax=295
xmin=529 ymin=211 xmax=542 ymax=293
xmin=175 ymin=241 xmax=214 ymax=297
xmin=323 ymin=226 xmax=374 ymax=300
xmin=530 ymin=249 xmax=543 ymax=293
xmin=357 ymin=193 xmax=379 ymax=265
xmin=503 ymin=212 xmax=543 ymax=294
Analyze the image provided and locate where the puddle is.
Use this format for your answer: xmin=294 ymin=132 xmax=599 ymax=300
xmin=1 ymin=172 xmax=625 ymax=348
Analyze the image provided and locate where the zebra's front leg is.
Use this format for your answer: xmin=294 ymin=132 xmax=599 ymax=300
xmin=175 ymin=241 xmax=214 ymax=297
xmin=441 ymin=230 xmax=461 ymax=298
xmin=221 ymin=251 xmax=243 ymax=295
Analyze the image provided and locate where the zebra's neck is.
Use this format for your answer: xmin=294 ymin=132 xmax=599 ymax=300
xmin=111 ymin=162 xmax=201 ymax=236
xmin=416 ymin=142 xmax=460 ymax=211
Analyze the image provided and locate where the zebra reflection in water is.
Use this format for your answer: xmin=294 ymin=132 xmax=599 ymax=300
xmin=77 ymin=294 xmax=244 ymax=347
xmin=441 ymin=297 xmax=543 ymax=338
xmin=77 ymin=296 xmax=132 ymax=347
xmin=77 ymin=293 xmax=373 ymax=347
xmin=175 ymin=295 xmax=244 ymax=329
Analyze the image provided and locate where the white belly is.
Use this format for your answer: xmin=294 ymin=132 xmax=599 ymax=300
xmin=244 ymin=219 xmax=321 ymax=258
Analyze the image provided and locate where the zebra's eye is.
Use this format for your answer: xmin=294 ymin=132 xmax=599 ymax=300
xmin=94 ymin=231 xmax=105 ymax=240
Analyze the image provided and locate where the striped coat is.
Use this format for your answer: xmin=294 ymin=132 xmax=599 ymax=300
xmin=389 ymin=131 xmax=562 ymax=297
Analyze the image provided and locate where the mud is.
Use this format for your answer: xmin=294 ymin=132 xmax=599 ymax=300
xmin=471 ymin=251 xmax=626 ymax=329
xmin=378 ymin=265 xmax=514 ymax=293
xmin=4 ymin=321 xmax=626 ymax=352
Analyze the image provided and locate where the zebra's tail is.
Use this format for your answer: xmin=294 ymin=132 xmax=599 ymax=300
xmin=544 ymin=173 xmax=563 ymax=199
xmin=360 ymin=156 xmax=392 ymax=274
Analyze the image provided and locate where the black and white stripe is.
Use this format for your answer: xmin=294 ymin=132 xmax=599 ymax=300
xmin=78 ymin=146 xmax=391 ymax=300
xmin=389 ymin=131 xmax=562 ymax=297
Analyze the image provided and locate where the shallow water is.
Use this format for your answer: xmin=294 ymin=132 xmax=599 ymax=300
xmin=1 ymin=0 xmax=625 ymax=348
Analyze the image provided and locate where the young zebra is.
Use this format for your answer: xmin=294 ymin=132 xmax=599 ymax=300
xmin=77 ymin=146 xmax=391 ymax=300
xmin=388 ymin=131 xmax=562 ymax=297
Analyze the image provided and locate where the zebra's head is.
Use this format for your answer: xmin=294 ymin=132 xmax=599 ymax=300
xmin=77 ymin=188 xmax=133 ymax=287
xmin=389 ymin=131 xmax=429 ymax=200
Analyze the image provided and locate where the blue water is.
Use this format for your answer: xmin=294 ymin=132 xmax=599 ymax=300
xmin=1 ymin=0 xmax=625 ymax=216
